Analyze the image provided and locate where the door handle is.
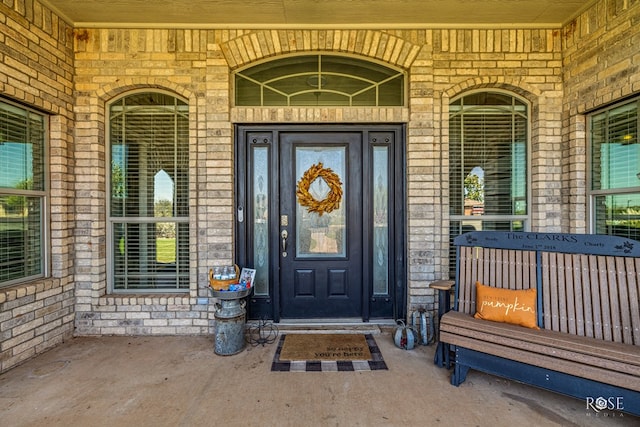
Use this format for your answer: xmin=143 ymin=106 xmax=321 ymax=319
xmin=281 ymin=230 xmax=288 ymax=252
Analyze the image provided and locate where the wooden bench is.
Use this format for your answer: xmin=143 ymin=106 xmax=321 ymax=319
xmin=435 ymin=231 xmax=640 ymax=416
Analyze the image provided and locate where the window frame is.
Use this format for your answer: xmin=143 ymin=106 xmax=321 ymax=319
xmin=448 ymin=89 xmax=531 ymax=229
xmin=588 ymin=95 xmax=640 ymax=236
xmin=0 ymin=97 xmax=49 ymax=288
xmin=106 ymin=90 xmax=190 ymax=293
xmin=447 ymin=90 xmax=531 ymax=277
xmin=233 ymin=53 xmax=407 ymax=107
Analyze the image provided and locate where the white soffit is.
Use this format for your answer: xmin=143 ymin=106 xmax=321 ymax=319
xmin=41 ymin=0 xmax=596 ymax=29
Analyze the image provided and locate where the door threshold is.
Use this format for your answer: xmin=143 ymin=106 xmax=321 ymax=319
xmin=277 ymin=318 xmax=395 ymax=325
xmin=268 ymin=318 xmax=396 ymax=335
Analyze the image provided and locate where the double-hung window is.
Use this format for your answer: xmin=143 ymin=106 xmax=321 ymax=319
xmin=108 ymin=92 xmax=189 ymax=292
xmin=0 ymin=98 xmax=47 ymax=287
xmin=448 ymin=91 xmax=529 ymax=275
xmin=590 ymin=96 xmax=640 ymax=239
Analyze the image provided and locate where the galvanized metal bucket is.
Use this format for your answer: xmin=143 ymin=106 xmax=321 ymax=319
xmin=210 ymin=288 xmax=251 ymax=356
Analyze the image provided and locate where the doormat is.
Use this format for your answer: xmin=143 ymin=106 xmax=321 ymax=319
xmin=271 ymin=333 xmax=388 ymax=372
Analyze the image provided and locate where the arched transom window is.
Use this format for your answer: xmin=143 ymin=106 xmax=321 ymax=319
xmin=234 ymin=54 xmax=405 ymax=107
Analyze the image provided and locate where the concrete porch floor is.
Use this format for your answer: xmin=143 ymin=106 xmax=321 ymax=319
xmin=0 ymin=329 xmax=637 ymax=427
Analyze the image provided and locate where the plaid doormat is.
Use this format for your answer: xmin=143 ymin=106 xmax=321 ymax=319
xmin=271 ymin=333 xmax=388 ymax=372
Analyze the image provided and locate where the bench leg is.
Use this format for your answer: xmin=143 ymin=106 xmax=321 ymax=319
xmin=434 ymin=342 xmax=454 ymax=369
xmin=451 ymin=361 xmax=469 ymax=386
xmin=433 ymin=342 xmax=446 ymax=368
xmin=433 ymin=286 xmax=453 ymax=368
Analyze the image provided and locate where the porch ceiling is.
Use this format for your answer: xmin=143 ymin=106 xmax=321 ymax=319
xmin=42 ymin=0 xmax=595 ymax=28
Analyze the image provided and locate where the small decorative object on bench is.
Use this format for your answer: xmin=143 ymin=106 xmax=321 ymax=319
xmin=435 ymin=231 xmax=640 ymax=416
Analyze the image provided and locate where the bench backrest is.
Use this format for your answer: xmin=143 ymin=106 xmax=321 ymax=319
xmin=453 ymin=231 xmax=640 ymax=346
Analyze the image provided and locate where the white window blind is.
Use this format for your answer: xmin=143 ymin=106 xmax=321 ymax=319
xmin=109 ymin=93 xmax=189 ymax=291
xmin=448 ymin=91 xmax=529 ymax=278
xmin=590 ymin=96 xmax=640 ymax=239
xmin=449 ymin=92 xmax=528 ymax=218
xmin=0 ymin=99 xmax=46 ymax=286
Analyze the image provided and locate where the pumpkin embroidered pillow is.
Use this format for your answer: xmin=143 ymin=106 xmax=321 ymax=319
xmin=474 ymin=281 xmax=540 ymax=329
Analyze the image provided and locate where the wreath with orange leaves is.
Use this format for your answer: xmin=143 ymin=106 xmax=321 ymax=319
xmin=296 ymin=163 xmax=343 ymax=216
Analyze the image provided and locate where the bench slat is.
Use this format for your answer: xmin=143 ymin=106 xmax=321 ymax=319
xmin=564 ymin=253 xmax=577 ymax=335
xmin=599 ymin=256 xmax=613 ymax=341
xmin=543 ymin=252 xmax=562 ymax=332
xmin=630 ymin=258 xmax=640 ymax=344
xmin=607 ymin=256 xmax=622 ymax=342
xmin=501 ymin=249 xmax=510 ymax=288
xmin=573 ymin=254 xmax=586 ymax=337
xmin=559 ymin=253 xmax=569 ymax=333
xmin=458 ymin=246 xmax=473 ymax=314
xmin=617 ymin=257 xmax=633 ymax=344
xmin=488 ymin=248 xmax=497 ymax=287
xmin=580 ymin=254 xmax=594 ymax=339
xmin=590 ymin=255 xmax=604 ymax=340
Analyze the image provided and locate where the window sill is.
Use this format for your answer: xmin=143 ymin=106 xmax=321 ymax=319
xmin=0 ymin=277 xmax=62 ymax=304
xmin=97 ymin=294 xmax=196 ymax=306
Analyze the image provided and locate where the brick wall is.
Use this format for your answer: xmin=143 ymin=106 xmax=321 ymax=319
xmin=72 ymin=29 xmax=214 ymax=335
xmin=70 ymin=6 xmax=640 ymax=323
xmin=2 ymin=0 xmax=639 ymax=355
xmin=0 ymin=0 xmax=75 ymax=373
xmin=562 ymin=0 xmax=640 ymax=232
xmin=71 ymin=27 xmax=568 ymax=326
xmin=387 ymin=29 xmax=564 ymax=307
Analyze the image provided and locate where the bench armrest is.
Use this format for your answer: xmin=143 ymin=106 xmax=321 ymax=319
xmin=429 ymin=280 xmax=455 ymax=317
xmin=429 ymin=280 xmax=455 ymax=291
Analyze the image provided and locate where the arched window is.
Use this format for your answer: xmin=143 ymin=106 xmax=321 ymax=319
xmin=108 ymin=92 xmax=189 ymax=292
xmin=448 ymin=91 xmax=529 ymax=274
xmin=235 ymin=54 xmax=405 ymax=106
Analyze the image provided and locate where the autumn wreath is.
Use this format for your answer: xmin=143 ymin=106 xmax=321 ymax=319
xmin=296 ymin=162 xmax=343 ymax=216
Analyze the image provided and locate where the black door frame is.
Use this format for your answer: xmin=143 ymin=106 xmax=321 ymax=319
xmin=235 ymin=124 xmax=406 ymax=322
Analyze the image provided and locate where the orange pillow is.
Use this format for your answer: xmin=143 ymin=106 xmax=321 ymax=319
xmin=474 ymin=281 xmax=540 ymax=329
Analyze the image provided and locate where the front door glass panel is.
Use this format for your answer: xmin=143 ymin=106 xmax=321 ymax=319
xmin=295 ymin=146 xmax=346 ymax=258
xmin=252 ymin=146 xmax=269 ymax=296
xmin=373 ymin=146 xmax=389 ymax=295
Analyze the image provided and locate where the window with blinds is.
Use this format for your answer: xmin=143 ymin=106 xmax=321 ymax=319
xmin=590 ymin=96 xmax=640 ymax=239
xmin=0 ymin=99 xmax=46 ymax=287
xmin=109 ymin=92 xmax=189 ymax=292
xmin=448 ymin=91 xmax=528 ymax=277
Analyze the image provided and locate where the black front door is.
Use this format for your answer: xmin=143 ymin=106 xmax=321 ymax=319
xmin=235 ymin=124 xmax=405 ymax=321
xmin=279 ymin=131 xmax=363 ymax=318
